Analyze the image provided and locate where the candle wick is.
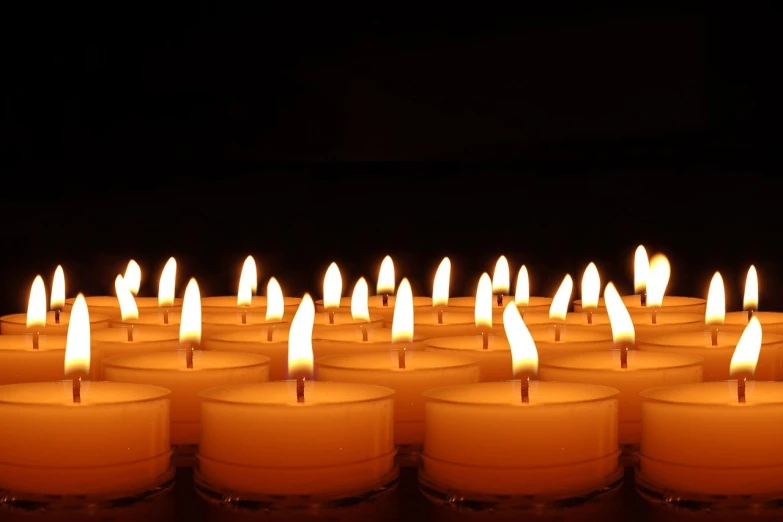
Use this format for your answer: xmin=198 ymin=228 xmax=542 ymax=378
xmin=163 ymin=309 xmax=169 ymax=325
xmin=382 ymin=294 xmax=389 ymax=307
xmin=437 ymin=309 xmax=443 ymax=324
xmin=72 ymin=377 xmax=81 ymax=404
xmin=554 ymin=323 xmax=561 ymax=342
xmin=640 ymin=291 xmax=647 ymax=307
xmin=241 ymin=307 xmax=248 ymax=325
xmin=186 ymin=344 xmax=197 ymax=369
xmin=398 ymin=346 xmax=406 ymax=369
xmin=127 ymin=325 xmax=134 ymax=342
xmin=651 ymin=310 xmax=657 ymax=325
xmin=620 ymin=347 xmax=628 ymax=369
xmin=296 ymin=376 xmax=305 ymax=403
xmin=587 ymin=310 xmax=593 ymax=325
xmin=496 ymin=294 xmax=503 ymax=307
xmin=737 ymin=377 xmax=746 ymax=404
xmin=481 ymin=329 xmax=489 ymax=350
xmin=748 ymin=309 xmax=755 ymax=323
xmin=520 ymin=376 xmax=530 ymax=403
xmin=32 ymin=331 xmax=40 ymax=350
xmin=266 ymin=325 xmax=275 ymax=342
xmin=710 ymin=327 xmax=719 ymax=346
xmin=328 ymin=310 xmax=335 ymax=325
xmin=361 ymin=324 xmax=368 ymax=342
xmin=54 ymin=309 xmax=61 ymax=324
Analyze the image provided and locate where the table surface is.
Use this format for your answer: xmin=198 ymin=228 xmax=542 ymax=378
xmin=2 ymin=466 xmax=780 ymax=522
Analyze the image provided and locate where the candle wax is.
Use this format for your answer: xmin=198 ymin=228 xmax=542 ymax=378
xmin=424 ymin=335 xmax=518 ymax=382
xmin=0 ymin=334 xmax=65 ymax=385
xmin=109 ymin=310 xmax=182 ymax=335
xmin=444 ymin=295 xmax=553 ymax=313
xmin=202 ymin=312 xmax=288 ymax=337
xmin=316 ymin=351 xmax=480 ymax=445
xmin=198 ymin=381 xmax=396 ymax=496
xmin=723 ymin=311 xmax=783 ymax=335
xmin=316 ymin=296 xmax=433 ymax=322
xmin=573 ymin=295 xmax=706 ymax=315
xmin=412 ymin=310 xmax=504 ymax=339
xmin=103 ymin=351 xmax=270 ymax=445
xmin=202 ymin=326 xmax=290 ymax=380
xmin=307 ymin=312 xmax=384 ymax=337
xmin=312 ymin=326 xmax=427 ymax=360
xmin=0 ymin=311 xmax=110 ymax=335
xmin=521 ymin=311 xmax=704 ymax=341
xmin=201 ymin=295 xmax=302 ymax=316
xmin=64 ymin=296 xmax=183 ymax=321
xmin=91 ymin=327 xmax=180 ymax=380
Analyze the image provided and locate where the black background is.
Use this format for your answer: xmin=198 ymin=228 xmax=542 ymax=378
xmin=1 ymin=7 xmax=780 ymax=315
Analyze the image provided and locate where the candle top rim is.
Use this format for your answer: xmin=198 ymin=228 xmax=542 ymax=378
xmin=573 ymin=295 xmax=706 ymax=307
xmin=201 ymin=295 xmax=302 ymax=306
xmin=425 ymin=334 xmax=511 ymax=352
xmin=520 ymin=311 xmax=704 ymax=326
xmin=412 ymin=311 xmax=476 ymax=324
xmin=641 ymin=330 xmax=783 ymax=348
xmin=316 ymin=350 xmax=480 ymax=372
xmin=202 ymin=315 xmax=289 ymax=327
xmin=446 ymin=295 xmax=553 ymax=307
xmin=315 ymin=296 xmax=433 ymax=307
xmin=102 ymin=350 xmax=271 ymax=372
xmin=91 ymin=327 xmax=179 ymax=343
xmin=311 ymin=328 xmax=428 ymax=342
xmin=540 ymin=349 xmax=705 ymax=372
xmin=0 ymin=334 xmax=66 ymax=352
xmin=641 ymin=381 xmax=783 ymax=407
xmin=199 ymin=380 xmax=395 ymax=406
xmin=0 ymin=312 xmax=110 ymax=325
xmin=526 ymin=326 xmax=613 ymax=342
xmin=0 ymin=381 xmax=171 ymax=406
xmin=312 ymin=313 xmax=385 ymax=325
xmin=203 ymin=327 xmax=291 ymax=343
xmin=423 ymin=380 xmax=619 ymax=406
xmin=64 ymin=296 xmax=184 ymax=307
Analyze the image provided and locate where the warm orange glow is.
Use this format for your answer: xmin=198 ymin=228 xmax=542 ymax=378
xmin=646 ymin=254 xmax=670 ymax=308
xmin=26 ymin=276 xmax=47 ymax=329
xmin=729 ymin=316 xmax=762 ymax=378
xmin=605 ymin=282 xmax=635 ymax=344
xmin=237 ymin=255 xmax=258 ymax=307
xmin=265 ymin=277 xmax=285 ymax=322
xmin=549 ymin=274 xmax=573 ymax=321
xmin=744 ymin=265 xmax=758 ymax=311
xmin=288 ymin=294 xmax=315 ymax=378
xmin=351 ymin=277 xmax=370 ymax=321
xmin=124 ymin=260 xmax=141 ymax=296
xmin=432 ymin=257 xmax=451 ymax=307
xmin=705 ymin=272 xmax=725 ymax=326
xmin=377 ymin=256 xmax=395 ymax=295
xmin=51 ymin=265 xmax=65 ymax=310
xmin=503 ymin=302 xmax=538 ymax=377
xmin=115 ymin=275 xmax=139 ymax=321
xmin=179 ymin=278 xmax=202 ymax=345
xmin=158 ymin=257 xmax=177 ymax=307
xmin=492 ymin=255 xmax=510 ymax=295
xmin=64 ymin=294 xmax=90 ymax=377
xmin=474 ymin=273 xmax=493 ymax=328
xmin=392 ymin=278 xmax=414 ymax=343
xmin=581 ymin=262 xmax=600 ymax=309
xmin=634 ymin=245 xmax=649 ymax=293
xmin=323 ymin=262 xmax=342 ymax=309
xmin=514 ymin=265 xmax=530 ymax=306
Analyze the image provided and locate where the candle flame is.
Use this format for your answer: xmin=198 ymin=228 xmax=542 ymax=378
xmin=646 ymin=254 xmax=670 ymax=308
xmin=124 ymin=260 xmax=141 ymax=296
xmin=492 ymin=255 xmax=510 ymax=295
xmin=265 ymin=277 xmax=285 ymax=321
xmin=26 ymin=276 xmax=47 ymax=329
xmin=51 ymin=265 xmax=65 ymax=310
xmin=729 ymin=316 xmax=762 ymax=378
xmin=581 ymin=262 xmax=600 ymax=309
xmin=115 ymin=274 xmax=139 ymax=321
xmin=514 ymin=265 xmax=530 ymax=307
xmin=377 ymin=256 xmax=395 ymax=295
xmin=432 ymin=257 xmax=451 ymax=307
xmin=179 ymin=278 xmax=201 ymax=345
xmin=237 ymin=255 xmax=258 ymax=307
xmin=705 ymin=272 xmax=725 ymax=326
xmin=503 ymin=302 xmax=538 ymax=377
xmin=744 ymin=265 xmax=758 ymax=311
xmin=64 ymin=294 xmax=90 ymax=378
xmin=351 ymin=277 xmax=370 ymax=321
xmin=392 ymin=278 xmax=414 ymax=343
xmin=288 ymin=294 xmax=315 ymax=378
xmin=323 ymin=262 xmax=342 ymax=309
xmin=605 ymin=282 xmax=635 ymax=344
xmin=549 ymin=274 xmax=573 ymax=321
xmin=474 ymin=273 xmax=493 ymax=328
xmin=634 ymin=245 xmax=649 ymax=293
xmin=158 ymin=257 xmax=177 ymax=307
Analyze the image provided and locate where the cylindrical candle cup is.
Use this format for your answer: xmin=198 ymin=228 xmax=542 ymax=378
xmin=526 ymin=325 xmax=614 ymax=364
xmin=0 ymin=335 xmax=66 ymax=385
xmin=91 ymin=327 xmax=180 ymax=380
xmin=64 ymin=296 xmax=182 ymax=321
xmin=412 ymin=311 xmax=504 ymax=340
xmin=202 ymin=326 xmax=290 ymax=381
xmin=0 ymin=311 xmax=110 ymax=335
xmin=316 ymin=296 xmax=433 ymax=323
xmin=722 ymin=311 xmax=783 ymax=335
xmin=201 ymin=312 xmax=289 ymax=338
xmin=574 ymin=296 xmax=706 ymax=315
xmin=424 ymin=335 xmax=515 ymax=382
xmin=201 ymin=295 xmax=302 ymax=316
xmin=313 ymin=326 xmax=427 ymax=360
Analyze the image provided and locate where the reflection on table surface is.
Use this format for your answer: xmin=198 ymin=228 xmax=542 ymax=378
xmin=2 ymin=466 xmax=782 ymax=522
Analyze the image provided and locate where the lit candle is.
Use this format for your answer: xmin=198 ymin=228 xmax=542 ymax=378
xmin=0 ymin=276 xmax=110 ymax=337
xmin=418 ymin=303 xmax=621 ymax=504
xmin=639 ymin=272 xmax=783 ymax=380
xmin=195 ymin=294 xmax=397 ymax=503
xmin=580 ymin=262 xmax=601 ymax=324
xmin=0 ymin=295 xmax=173 ymax=501
xmin=50 ymin=265 xmax=65 ymax=324
xmin=312 ymin=278 xmax=427 ymax=360
xmin=723 ymin=266 xmax=783 ymax=334
xmin=103 ymin=278 xmax=270 ymax=449
xmin=311 ymin=262 xmax=383 ymax=333
xmin=636 ymin=318 xmax=783 ymax=502
xmin=574 ymin=252 xmax=706 ymax=315
xmin=64 ymin=257 xmax=183 ymax=320
xmin=539 ymin=283 xmax=703 ymax=448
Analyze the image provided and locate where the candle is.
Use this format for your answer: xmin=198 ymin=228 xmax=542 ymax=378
xmin=0 ymin=295 xmax=173 ymax=500
xmin=50 ymin=265 xmax=65 ymax=322
xmin=723 ymin=265 xmax=783 ymax=333
xmin=195 ymin=294 xmax=397 ymax=503
xmin=0 ymin=276 xmax=110 ymax=335
xmin=0 ymin=335 xmax=65 ymax=384
xmin=203 ymin=327 xmax=291 ymax=380
xmin=636 ymin=318 xmax=783 ymax=501
xmin=419 ymin=303 xmax=621 ymax=504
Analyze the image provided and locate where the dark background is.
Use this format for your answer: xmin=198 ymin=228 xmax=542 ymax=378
xmin=1 ymin=7 xmax=780 ymax=315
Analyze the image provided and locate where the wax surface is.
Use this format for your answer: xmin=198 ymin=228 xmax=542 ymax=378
xmin=316 ymin=351 xmax=480 ymax=445
xmin=103 ymin=351 xmax=270 ymax=445
xmin=0 ymin=311 xmax=110 ymax=335
xmin=109 ymin=310 xmax=181 ymax=334
xmin=198 ymin=381 xmax=395 ymax=496
xmin=307 ymin=312 xmax=385 ymax=336
xmin=639 ymin=330 xmax=783 ymax=381
xmin=723 ymin=311 xmax=783 ymax=335
xmin=64 ymin=296 xmax=183 ymax=320
xmin=201 ymin=295 xmax=302 ymax=315
xmin=640 ymin=381 xmax=783 ymax=495
xmin=539 ymin=350 xmax=703 ymax=444
xmin=0 ymin=334 xmax=65 ymax=385
xmin=411 ymin=310 xmax=504 ymax=339
xmin=316 ymin=296 xmax=433 ymax=322
xmin=573 ymin=295 xmax=706 ymax=315
xmin=313 ymin=326 xmax=427 ymax=360
xmin=445 ymin=295 xmax=552 ymax=312
xmin=422 ymin=381 xmax=619 ymax=495
xmin=531 ymin=325 xmax=613 ymax=364
xmin=0 ymin=381 xmax=171 ymax=496
xmin=201 ymin=312 xmax=288 ymax=337
xmin=202 ymin=326 xmax=290 ymax=380
xmin=91 ymin=327 xmax=180 ymax=379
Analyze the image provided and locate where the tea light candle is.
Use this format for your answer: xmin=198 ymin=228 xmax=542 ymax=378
xmin=202 ymin=327 xmax=291 ymax=381
xmin=0 ymin=295 xmax=173 ymax=499
xmin=90 ymin=328 xmax=181 ymax=380
xmin=195 ymin=294 xmax=397 ymax=501
xmin=0 ymin=335 xmax=66 ymax=385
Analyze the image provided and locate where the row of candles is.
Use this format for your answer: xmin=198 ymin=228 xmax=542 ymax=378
xmin=0 ymin=246 xmax=780 ymax=508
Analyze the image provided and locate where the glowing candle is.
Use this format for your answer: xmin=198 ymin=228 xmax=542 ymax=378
xmin=50 ymin=265 xmax=65 ymax=324
xmin=311 ymin=263 xmax=383 ymax=333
